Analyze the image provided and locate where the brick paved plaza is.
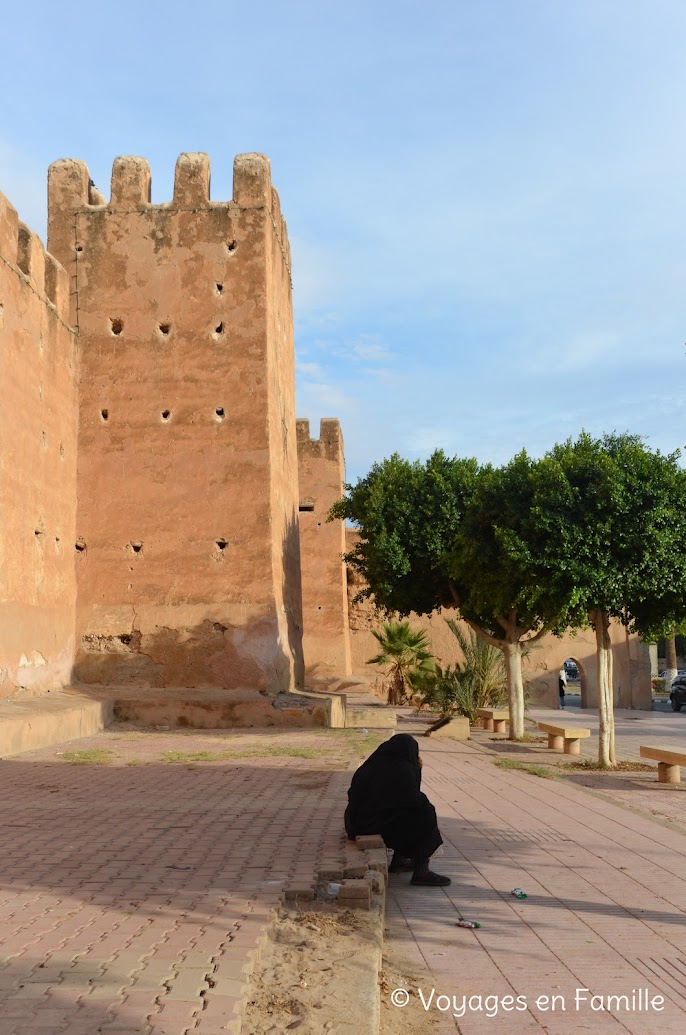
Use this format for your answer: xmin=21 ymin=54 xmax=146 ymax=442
xmin=0 ymin=715 xmax=685 ymax=1035
xmin=0 ymin=728 xmax=350 ymax=1035
xmin=387 ymin=721 xmax=686 ymax=1035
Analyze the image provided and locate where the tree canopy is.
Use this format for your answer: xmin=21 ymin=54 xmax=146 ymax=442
xmin=331 ymin=432 xmax=686 ymax=760
xmin=331 ymin=449 xmax=572 ymax=738
xmin=330 ymin=450 xmax=478 ymax=616
xmin=536 ymin=432 xmax=686 ymax=638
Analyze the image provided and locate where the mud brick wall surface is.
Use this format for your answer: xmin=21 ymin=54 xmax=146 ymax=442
xmin=0 ymin=192 xmax=78 ymax=697
xmin=296 ymin=418 xmax=351 ymax=682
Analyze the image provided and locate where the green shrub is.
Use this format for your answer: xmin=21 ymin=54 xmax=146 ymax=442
xmin=410 ymin=620 xmax=507 ymax=721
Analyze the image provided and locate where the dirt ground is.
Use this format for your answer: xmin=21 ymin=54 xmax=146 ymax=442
xmin=378 ymin=940 xmax=442 ymax=1035
xmin=32 ymin=720 xmax=389 ymax=771
xmin=244 ymin=903 xmax=439 ymax=1035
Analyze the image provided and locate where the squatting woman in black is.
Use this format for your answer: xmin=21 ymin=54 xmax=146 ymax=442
xmin=344 ymin=733 xmax=450 ymax=886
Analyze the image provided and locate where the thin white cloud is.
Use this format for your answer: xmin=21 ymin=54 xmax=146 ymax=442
xmin=296 ymin=359 xmax=328 ymax=381
xmin=297 ymin=379 xmax=352 ymax=415
xmin=349 ymin=333 xmax=392 ymax=364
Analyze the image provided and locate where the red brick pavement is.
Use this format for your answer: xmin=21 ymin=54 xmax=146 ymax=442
xmin=0 ymin=738 xmax=350 ymax=1035
xmin=386 ymin=736 xmax=686 ymax=1034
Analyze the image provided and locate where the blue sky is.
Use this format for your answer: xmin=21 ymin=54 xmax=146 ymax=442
xmin=2 ymin=0 xmax=684 ymax=482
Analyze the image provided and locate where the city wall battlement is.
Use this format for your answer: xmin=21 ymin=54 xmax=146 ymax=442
xmin=48 ymin=152 xmax=290 ymax=272
xmin=0 ymin=193 xmax=71 ymax=325
xmin=296 ymin=418 xmax=344 ymax=464
xmin=48 ymin=153 xmax=292 ymax=334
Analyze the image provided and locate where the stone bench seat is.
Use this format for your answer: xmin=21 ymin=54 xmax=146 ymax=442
xmin=477 ymin=707 xmax=509 ymax=733
xmin=639 ymin=745 xmax=686 ymax=784
xmin=538 ymin=721 xmax=591 ymax=756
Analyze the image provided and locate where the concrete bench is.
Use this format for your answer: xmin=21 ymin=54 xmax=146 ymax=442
xmin=477 ymin=708 xmax=509 ymax=733
xmin=538 ymin=721 xmax=591 ymax=756
xmin=639 ymin=745 xmax=686 ymax=784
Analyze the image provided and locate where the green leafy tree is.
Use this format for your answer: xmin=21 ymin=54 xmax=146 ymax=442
xmin=332 ymin=436 xmax=686 ymax=758
xmin=332 ymin=451 xmax=572 ymax=740
xmin=445 ymin=453 xmax=576 ymax=739
xmin=534 ymin=433 xmax=686 ymax=767
xmin=367 ymin=620 xmax=434 ymax=706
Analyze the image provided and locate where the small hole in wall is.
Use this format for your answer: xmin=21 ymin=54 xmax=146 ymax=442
xmin=75 ymin=244 xmax=83 ymax=253
xmin=130 ymin=541 xmax=143 ymax=554
xmin=215 ymin=283 xmax=223 ymax=295
xmin=110 ymin=318 xmax=123 ymax=335
xmin=75 ymin=539 xmax=86 ymax=552
xmin=159 ymin=323 xmax=170 ymax=336
xmin=35 ymin=528 xmax=44 ymax=539
xmin=100 ymin=409 xmax=109 ymax=422
xmin=161 ymin=410 xmax=171 ymax=421
xmin=215 ymin=407 xmax=225 ymax=421
xmin=215 ymin=539 xmax=228 ymax=551
xmin=213 ymin=322 xmax=224 ymax=337
xmin=227 ymin=240 xmax=237 ymax=253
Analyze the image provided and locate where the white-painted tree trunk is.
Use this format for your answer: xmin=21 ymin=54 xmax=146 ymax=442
xmin=503 ymin=640 xmax=525 ymax=741
xmin=664 ymin=633 xmax=678 ymax=693
xmin=593 ymin=609 xmax=616 ymax=768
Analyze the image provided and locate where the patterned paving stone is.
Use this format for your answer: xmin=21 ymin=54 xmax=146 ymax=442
xmin=386 ymin=731 xmax=686 ymax=1034
xmin=0 ymin=726 xmax=353 ymax=1033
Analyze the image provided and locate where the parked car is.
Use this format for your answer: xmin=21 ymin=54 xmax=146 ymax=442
xmin=564 ymin=661 xmax=579 ymax=679
xmin=670 ymin=676 xmax=686 ymax=712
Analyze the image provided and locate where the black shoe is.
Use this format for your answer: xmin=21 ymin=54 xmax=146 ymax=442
xmin=410 ymin=870 xmax=451 ymax=887
xmin=388 ymin=855 xmax=414 ymax=873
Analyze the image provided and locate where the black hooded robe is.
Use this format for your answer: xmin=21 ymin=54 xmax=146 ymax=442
xmin=344 ymin=734 xmax=443 ymax=861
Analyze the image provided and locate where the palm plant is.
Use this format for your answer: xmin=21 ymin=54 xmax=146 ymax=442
xmin=367 ymin=620 xmax=434 ymax=706
xmin=412 ymin=619 xmax=508 ymax=721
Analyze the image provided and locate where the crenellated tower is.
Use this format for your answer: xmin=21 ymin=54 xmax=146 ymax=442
xmin=47 ymin=153 xmax=303 ymax=692
xmin=296 ymin=418 xmax=352 ymax=682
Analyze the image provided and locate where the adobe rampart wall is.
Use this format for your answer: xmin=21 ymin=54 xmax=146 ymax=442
xmin=47 ymin=153 xmax=303 ymax=692
xmin=297 ymin=419 xmax=351 ymax=681
xmin=0 ymin=150 xmax=652 ymax=710
xmin=0 ymin=193 xmax=78 ymax=696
